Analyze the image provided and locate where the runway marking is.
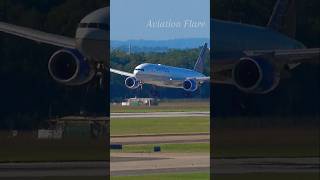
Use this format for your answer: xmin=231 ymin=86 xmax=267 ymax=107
xmin=111 ymin=133 xmax=209 ymax=145
xmin=111 ymin=111 xmax=209 ymax=119
xmin=111 ymin=153 xmax=209 ymax=176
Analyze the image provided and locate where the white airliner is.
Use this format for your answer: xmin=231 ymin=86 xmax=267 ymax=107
xmin=111 ymin=43 xmax=210 ymax=92
xmin=0 ymin=0 xmax=319 ymax=94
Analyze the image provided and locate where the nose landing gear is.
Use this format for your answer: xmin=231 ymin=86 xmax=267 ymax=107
xmin=80 ymin=62 xmax=108 ymax=116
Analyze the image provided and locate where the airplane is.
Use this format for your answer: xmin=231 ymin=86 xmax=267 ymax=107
xmin=210 ymin=0 xmax=319 ymax=94
xmin=110 ymin=43 xmax=209 ymax=92
xmin=0 ymin=0 xmax=319 ymax=94
xmin=0 ymin=7 xmax=109 ymax=87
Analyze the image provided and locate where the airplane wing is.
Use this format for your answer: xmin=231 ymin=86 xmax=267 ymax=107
xmin=196 ymin=76 xmax=234 ymax=85
xmin=213 ymin=48 xmax=320 ymax=84
xmin=244 ymin=48 xmax=320 ymax=64
xmin=194 ymin=76 xmax=210 ymax=81
xmin=187 ymin=76 xmax=231 ymax=85
xmin=110 ymin=68 xmax=134 ymax=77
xmin=0 ymin=22 xmax=75 ymax=49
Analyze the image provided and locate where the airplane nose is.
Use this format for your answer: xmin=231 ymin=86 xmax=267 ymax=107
xmin=75 ymin=28 xmax=109 ymax=62
xmin=134 ymin=70 xmax=140 ymax=75
xmin=75 ymin=7 xmax=109 ymax=63
xmin=134 ymin=70 xmax=144 ymax=79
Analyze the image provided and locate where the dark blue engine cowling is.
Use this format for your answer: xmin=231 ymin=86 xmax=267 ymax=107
xmin=48 ymin=49 xmax=96 ymax=86
xmin=183 ymin=79 xmax=198 ymax=92
xmin=125 ymin=77 xmax=140 ymax=89
xmin=232 ymin=57 xmax=280 ymax=94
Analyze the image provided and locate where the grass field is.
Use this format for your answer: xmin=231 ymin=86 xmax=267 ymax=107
xmin=212 ymin=173 xmax=319 ymax=180
xmin=0 ymin=126 xmax=317 ymax=162
xmin=111 ymin=99 xmax=209 ymax=113
xmin=213 ymin=128 xmax=319 ymax=157
xmin=111 ymin=173 xmax=319 ymax=180
xmin=112 ymin=139 xmax=318 ymax=157
xmin=110 ymin=117 xmax=210 ymax=136
xmin=111 ymin=143 xmax=209 ymax=153
xmin=111 ymin=172 xmax=209 ymax=180
xmin=1 ymin=173 xmax=209 ymax=180
xmin=3 ymin=173 xmax=318 ymax=180
xmin=0 ymin=136 xmax=108 ymax=162
xmin=5 ymin=177 xmax=108 ymax=180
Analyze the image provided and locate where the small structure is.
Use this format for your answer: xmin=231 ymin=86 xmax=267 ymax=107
xmin=38 ymin=128 xmax=63 ymax=139
xmin=154 ymin=146 xmax=161 ymax=152
xmin=110 ymin=144 xmax=123 ymax=150
xmin=121 ymin=98 xmax=158 ymax=107
xmin=46 ymin=116 xmax=109 ymax=139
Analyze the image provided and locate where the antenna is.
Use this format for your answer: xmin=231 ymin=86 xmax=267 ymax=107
xmin=128 ymin=43 xmax=131 ymax=55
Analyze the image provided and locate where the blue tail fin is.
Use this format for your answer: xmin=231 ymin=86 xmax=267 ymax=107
xmin=194 ymin=43 xmax=207 ymax=73
xmin=267 ymin=0 xmax=296 ymax=38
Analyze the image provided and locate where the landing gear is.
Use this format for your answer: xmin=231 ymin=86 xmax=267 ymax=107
xmin=96 ymin=63 xmax=107 ymax=90
xmin=80 ymin=63 xmax=108 ymax=117
xmin=149 ymin=85 xmax=160 ymax=98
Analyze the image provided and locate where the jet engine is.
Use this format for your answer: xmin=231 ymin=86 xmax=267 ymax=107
xmin=183 ymin=79 xmax=198 ymax=92
xmin=48 ymin=49 xmax=96 ymax=86
xmin=232 ymin=57 xmax=280 ymax=94
xmin=125 ymin=77 xmax=140 ymax=89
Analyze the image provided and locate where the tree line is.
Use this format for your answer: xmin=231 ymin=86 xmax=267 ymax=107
xmin=0 ymin=0 xmax=318 ymax=129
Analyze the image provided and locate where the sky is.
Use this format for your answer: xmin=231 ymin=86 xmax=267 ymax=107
xmin=110 ymin=0 xmax=210 ymax=41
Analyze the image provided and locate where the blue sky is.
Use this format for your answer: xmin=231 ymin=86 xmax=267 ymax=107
xmin=111 ymin=0 xmax=210 ymax=41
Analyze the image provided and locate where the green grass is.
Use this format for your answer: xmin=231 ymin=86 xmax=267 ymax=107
xmin=110 ymin=173 xmax=319 ymax=180
xmin=111 ymin=100 xmax=209 ymax=113
xmin=213 ymin=173 xmax=319 ymax=180
xmin=0 ymin=127 xmax=317 ymax=162
xmin=111 ymin=172 xmax=209 ymax=180
xmin=110 ymin=117 xmax=210 ymax=136
xmin=111 ymin=173 xmax=319 ymax=180
xmin=3 ymin=173 xmax=318 ymax=180
xmin=5 ymin=177 xmax=107 ymax=180
xmin=213 ymin=128 xmax=319 ymax=157
xmin=0 ymin=136 xmax=108 ymax=162
xmin=112 ymin=140 xmax=317 ymax=157
xmin=112 ymin=143 xmax=209 ymax=153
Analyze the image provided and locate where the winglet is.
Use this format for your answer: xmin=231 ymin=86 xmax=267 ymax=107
xmin=267 ymin=0 xmax=296 ymax=38
xmin=194 ymin=43 xmax=207 ymax=73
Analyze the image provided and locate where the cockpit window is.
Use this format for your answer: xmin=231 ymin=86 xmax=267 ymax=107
xmin=135 ymin=68 xmax=145 ymax=71
xmin=78 ymin=23 xmax=109 ymax=31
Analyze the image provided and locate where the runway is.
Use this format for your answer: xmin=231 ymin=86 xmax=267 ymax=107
xmin=111 ymin=153 xmax=209 ymax=176
xmin=0 ymin=157 xmax=318 ymax=177
xmin=111 ymin=111 xmax=209 ymax=119
xmin=111 ymin=155 xmax=319 ymax=176
xmin=0 ymin=161 xmax=108 ymax=177
xmin=49 ymin=111 xmax=209 ymax=122
xmin=111 ymin=133 xmax=210 ymax=145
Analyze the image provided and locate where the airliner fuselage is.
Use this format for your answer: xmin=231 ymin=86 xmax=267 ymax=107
xmin=133 ymin=63 xmax=206 ymax=88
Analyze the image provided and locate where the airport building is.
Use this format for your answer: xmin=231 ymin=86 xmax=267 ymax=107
xmin=38 ymin=116 xmax=109 ymax=139
xmin=121 ymin=98 xmax=158 ymax=106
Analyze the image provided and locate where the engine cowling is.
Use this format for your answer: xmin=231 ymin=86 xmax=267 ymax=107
xmin=232 ymin=57 xmax=280 ymax=94
xmin=183 ymin=79 xmax=198 ymax=92
xmin=48 ymin=49 xmax=95 ymax=86
xmin=125 ymin=77 xmax=140 ymax=89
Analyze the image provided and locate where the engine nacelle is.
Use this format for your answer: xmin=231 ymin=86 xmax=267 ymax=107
xmin=232 ymin=57 xmax=280 ymax=94
xmin=125 ymin=77 xmax=140 ymax=89
xmin=183 ymin=79 xmax=198 ymax=92
xmin=48 ymin=49 xmax=95 ymax=86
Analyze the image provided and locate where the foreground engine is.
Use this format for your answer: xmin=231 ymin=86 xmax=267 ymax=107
xmin=183 ymin=79 xmax=198 ymax=92
xmin=48 ymin=49 xmax=96 ymax=86
xmin=125 ymin=77 xmax=140 ymax=89
xmin=232 ymin=57 xmax=280 ymax=94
